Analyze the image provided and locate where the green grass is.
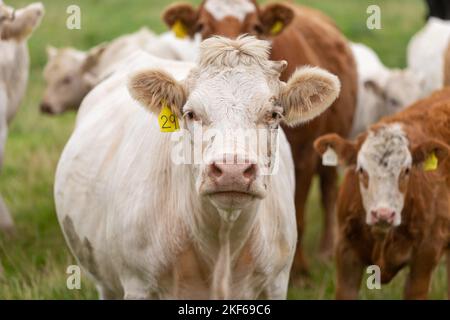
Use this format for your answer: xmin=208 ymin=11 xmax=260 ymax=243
xmin=0 ymin=0 xmax=447 ymax=299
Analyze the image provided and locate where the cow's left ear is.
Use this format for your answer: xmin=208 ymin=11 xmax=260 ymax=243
xmin=128 ymin=69 xmax=186 ymax=117
xmin=412 ymin=139 xmax=449 ymax=170
xmin=163 ymin=3 xmax=198 ymax=39
xmin=280 ymin=66 xmax=341 ymax=127
xmin=259 ymin=3 xmax=294 ymax=37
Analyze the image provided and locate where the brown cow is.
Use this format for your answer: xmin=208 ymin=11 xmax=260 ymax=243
xmin=163 ymin=0 xmax=357 ymax=281
xmin=315 ymin=88 xmax=450 ymax=299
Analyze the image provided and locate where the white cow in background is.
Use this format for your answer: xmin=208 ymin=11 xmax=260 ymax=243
xmin=350 ymin=42 xmax=424 ymax=137
xmin=0 ymin=2 xmax=44 ymax=233
xmin=55 ymin=36 xmax=341 ymax=299
xmin=407 ymin=17 xmax=450 ymax=95
xmin=41 ymin=28 xmax=200 ymax=115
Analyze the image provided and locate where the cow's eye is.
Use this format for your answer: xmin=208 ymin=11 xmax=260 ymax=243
xmin=196 ymin=23 xmax=204 ymax=33
xmin=184 ymin=111 xmax=196 ymax=120
xmin=358 ymin=167 xmax=365 ymax=174
xmin=62 ymin=76 xmax=72 ymax=85
xmin=253 ymin=24 xmax=264 ymax=34
xmin=272 ymin=112 xmax=281 ymax=120
xmin=404 ymin=167 xmax=410 ymax=175
xmin=389 ymin=98 xmax=400 ymax=107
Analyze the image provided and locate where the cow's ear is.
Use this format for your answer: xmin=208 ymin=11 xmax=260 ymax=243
xmin=128 ymin=69 xmax=186 ymax=117
xmin=314 ymin=134 xmax=358 ymax=166
xmin=412 ymin=139 xmax=449 ymax=171
xmin=163 ymin=3 xmax=198 ymax=38
xmin=280 ymin=66 xmax=340 ymax=127
xmin=81 ymin=43 xmax=107 ymax=73
xmin=259 ymin=3 xmax=294 ymax=37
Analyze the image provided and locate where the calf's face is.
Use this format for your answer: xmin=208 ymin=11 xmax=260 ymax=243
xmin=41 ymin=45 xmax=106 ymax=114
xmin=163 ymin=0 xmax=294 ymax=41
xmin=315 ymin=124 xmax=449 ymax=230
xmin=129 ymin=36 xmax=340 ymax=214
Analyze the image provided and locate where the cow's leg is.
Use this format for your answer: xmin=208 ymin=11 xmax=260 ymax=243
xmin=403 ymin=246 xmax=440 ymax=300
xmin=0 ymin=113 xmax=13 ymax=235
xmin=290 ymin=159 xmax=316 ymax=284
xmin=335 ymin=240 xmax=364 ymax=300
xmin=317 ymin=165 xmax=337 ymax=259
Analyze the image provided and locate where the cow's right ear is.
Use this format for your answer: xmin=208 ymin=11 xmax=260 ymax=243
xmin=314 ymin=133 xmax=358 ymax=166
xmin=163 ymin=3 xmax=198 ymax=38
xmin=128 ymin=69 xmax=186 ymax=117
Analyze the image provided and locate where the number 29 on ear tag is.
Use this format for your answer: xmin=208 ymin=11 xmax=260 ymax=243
xmin=158 ymin=103 xmax=179 ymax=132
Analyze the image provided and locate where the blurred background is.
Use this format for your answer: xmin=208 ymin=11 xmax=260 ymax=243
xmin=1 ymin=0 xmax=447 ymax=299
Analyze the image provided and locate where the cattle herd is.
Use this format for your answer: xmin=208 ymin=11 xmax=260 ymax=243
xmin=0 ymin=0 xmax=449 ymax=300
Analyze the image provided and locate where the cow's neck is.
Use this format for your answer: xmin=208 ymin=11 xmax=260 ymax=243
xmin=190 ymin=191 xmax=261 ymax=298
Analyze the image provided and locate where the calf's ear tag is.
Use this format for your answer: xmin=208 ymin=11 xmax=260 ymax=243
xmin=423 ymin=151 xmax=438 ymax=171
xmin=322 ymin=146 xmax=338 ymax=167
xmin=270 ymin=20 xmax=284 ymax=35
xmin=172 ymin=20 xmax=188 ymax=39
xmin=158 ymin=102 xmax=180 ymax=132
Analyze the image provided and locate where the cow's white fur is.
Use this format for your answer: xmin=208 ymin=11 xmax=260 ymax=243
xmin=55 ymin=47 xmax=298 ymax=299
xmin=357 ymin=123 xmax=412 ymax=226
xmin=0 ymin=2 xmax=43 ymax=232
xmin=350 ymin=42 xmax=424 ymax=137
xmin=407 ymin=17 xmax=450 ymax=95
xmin=204 ymin=0 xmax=256 ymax=22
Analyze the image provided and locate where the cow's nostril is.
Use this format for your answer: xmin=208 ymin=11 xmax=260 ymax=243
xmin=209 ymin=162 xmax=223 ymax=178
xmin=40 ymin=102 xmax=53 ymax=114
xmin=243 ymin=164 xmax=256 ymax=179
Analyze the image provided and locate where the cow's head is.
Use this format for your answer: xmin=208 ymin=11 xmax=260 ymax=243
xmin=40 ymin=44 xmax=107 ymax=114
xmin=163 ymin=0 xmax=294 ymax=40
xmin=315 ymin=124 xmax=449 ymax=231
xmin=0 ymin=2 xmax=44 ymax=41
xmin=0 ymin=2 xmax=14 ymax=32
xmin=364 ymin=70 xmax=424 ymax=119
xmin=129 ymin=36 xmax=339 ymax=215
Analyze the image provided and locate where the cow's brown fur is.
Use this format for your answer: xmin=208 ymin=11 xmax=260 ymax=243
xmin=317 ymin=88 xmax=450 ymax=299
xmin=444 ymin=41 xmax=450 ymax=87
xmin=163 ymin=0 xmax=358 ymax=280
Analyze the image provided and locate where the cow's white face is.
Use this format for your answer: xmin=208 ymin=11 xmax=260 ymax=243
xmin=183 ymin=64 xmax=284 ymax=211
xmin=129 ymin=36 xmax=341 ymax=216
xmin=357 ymin=124 xmax=412 ymax=228
xmin=41 ymin=45 xmax=106 ymax=114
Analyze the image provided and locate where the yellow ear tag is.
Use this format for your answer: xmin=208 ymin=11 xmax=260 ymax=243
xmin=270 ymin=20 xmax=284 ymax=35
xmin=423 ymin=151 xmax=438 ymax=171
xmin=172 ymin=20 xmax=188 ymax=39
xmin=158 ymin=102 xmax=180 ymax=132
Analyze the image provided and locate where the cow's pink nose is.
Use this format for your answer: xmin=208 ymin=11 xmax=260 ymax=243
xmin=208 ymin=162 xmax=257 ymax=184
xmin=371 ymin=208 xmax=395 ymax=225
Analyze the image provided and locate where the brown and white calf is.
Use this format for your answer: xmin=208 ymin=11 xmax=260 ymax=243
xmin=163 ymin=0 xmax=357 ymax=279
xmin=55 ymin=36 xmax=340 ymax=299
xmin=0 ymin=2 xmax=44 ymax=233
xmin=315 ymin=88 xmax=450 ymax=299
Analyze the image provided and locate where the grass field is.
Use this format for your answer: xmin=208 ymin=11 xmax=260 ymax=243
xmin=0 ymin=0 xmax=447 ymax=299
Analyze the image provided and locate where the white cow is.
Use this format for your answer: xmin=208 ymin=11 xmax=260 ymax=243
xmin=350 ymin=43 xmax=424 ymax=137
xmin=41 ymin=29 xmax=200 ymax=115
xmin=407 ymin=17 xmax=450 ymax=95
xmin=55 ymin=36 xmax=340 ymax=299
xmin=0 ymin=2 xmax=44 ymax=233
